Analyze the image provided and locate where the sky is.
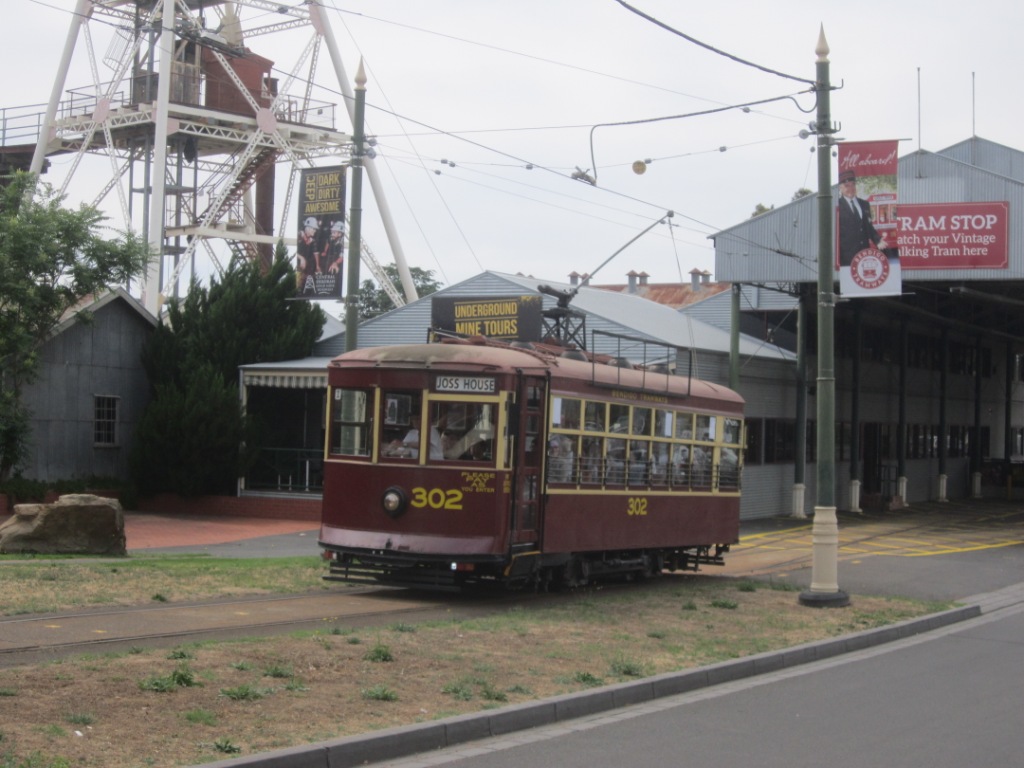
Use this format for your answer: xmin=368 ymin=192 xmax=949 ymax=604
xmin=3 ymin=0 xmax=1022 ymax=306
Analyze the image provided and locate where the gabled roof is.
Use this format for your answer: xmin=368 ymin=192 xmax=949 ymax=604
xmin=313 ymin=270 xmax=792 ymax=362
xmin=50 ymin=287 xmax=157 ymax=340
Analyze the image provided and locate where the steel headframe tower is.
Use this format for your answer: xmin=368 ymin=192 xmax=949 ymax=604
xmin=29 ymin=0 xmax=416 ymax=317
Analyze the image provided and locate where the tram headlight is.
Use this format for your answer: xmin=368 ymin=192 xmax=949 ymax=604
xmin=381 ymin=485 xmax=409 ymax=518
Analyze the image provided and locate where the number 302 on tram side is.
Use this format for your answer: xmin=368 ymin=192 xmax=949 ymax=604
xmin=319 ymin=335 xmax=745 ymax=591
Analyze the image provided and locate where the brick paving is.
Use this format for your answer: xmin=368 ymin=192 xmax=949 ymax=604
xmin=123 ymin=512 xmax=318 ymax=549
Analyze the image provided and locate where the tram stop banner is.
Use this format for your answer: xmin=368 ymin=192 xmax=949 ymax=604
xmin=295 ymin=166 xmax=347 ymax=300
xmin=895 ymin=202 xmax=1008 ymax=270
xmin=836 ymin=140 xmax=901 ymax=298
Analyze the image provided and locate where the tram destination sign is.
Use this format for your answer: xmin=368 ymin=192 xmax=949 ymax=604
xmin=431 ymin=295 xmax=543 ymax=341
xmin=434 ymin=376 xmax=496 ymax=394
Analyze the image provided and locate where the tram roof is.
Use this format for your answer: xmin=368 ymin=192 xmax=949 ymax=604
xmin=328 ymin=338 xmax=744 ymax=409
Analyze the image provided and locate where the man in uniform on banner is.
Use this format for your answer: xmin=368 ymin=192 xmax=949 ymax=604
xmin=837 ymin=169 xmax=890 ymax=267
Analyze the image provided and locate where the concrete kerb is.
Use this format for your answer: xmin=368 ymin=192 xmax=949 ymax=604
xmin=196 ymin=603 xmax=982 ymax=768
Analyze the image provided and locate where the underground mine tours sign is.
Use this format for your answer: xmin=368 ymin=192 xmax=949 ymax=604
xmin=431 ymin=295 xmax=543 ymax=341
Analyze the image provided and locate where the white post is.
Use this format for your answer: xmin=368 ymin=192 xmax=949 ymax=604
xmin=897 ymin=475 xmax=907 ymax=505
xmin=791 ymin=483 xmax=806 ymax=518
xmin=849 ymin=478 xmax=861 ymax=513
xmin=937 ymin=473 xmax=947 ymax=502
xmin=972 ymin=471 xmax=982 ymax=498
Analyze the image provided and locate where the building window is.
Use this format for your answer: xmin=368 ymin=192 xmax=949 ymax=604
xmin=94 ymin=396 xmax=119 ymax=446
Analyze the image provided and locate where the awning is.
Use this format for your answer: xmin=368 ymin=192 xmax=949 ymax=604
xmin=243 ymin=372 xmax=327 ymax=389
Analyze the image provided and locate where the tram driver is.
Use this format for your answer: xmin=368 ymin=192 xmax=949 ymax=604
xmin=385 ymin=413 xmax=444 ymax=459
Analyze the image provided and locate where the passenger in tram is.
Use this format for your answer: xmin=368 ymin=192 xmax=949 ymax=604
xmin=547 ymin=435 xmax=574 ymax=482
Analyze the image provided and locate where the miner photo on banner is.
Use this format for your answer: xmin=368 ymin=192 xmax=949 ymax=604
xmin=836 ymin=140 xmax=901 ymax=298
xmin=295 ymin=166 xmax=346 ymax=300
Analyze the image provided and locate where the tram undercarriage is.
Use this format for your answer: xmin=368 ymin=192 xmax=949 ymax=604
xmin=322 ymin=544 xmax=730 ymax=592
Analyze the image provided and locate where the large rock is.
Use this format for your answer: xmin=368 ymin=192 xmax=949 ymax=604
xmin=0 ymin=494 xmax=126 ymax=555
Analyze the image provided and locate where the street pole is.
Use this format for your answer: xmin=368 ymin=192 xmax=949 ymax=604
xmin=344 ymin=60 xmax=367 ymax=353
xmin=800 ymin=27 xmax=849 ymax=608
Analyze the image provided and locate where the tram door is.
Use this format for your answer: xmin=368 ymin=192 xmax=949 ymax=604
xmin=510 ymin=377 xmax=545 ymax=546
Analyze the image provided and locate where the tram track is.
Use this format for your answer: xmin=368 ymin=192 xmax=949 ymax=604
xmin=0 ymin=586 xmax=529 ymax=669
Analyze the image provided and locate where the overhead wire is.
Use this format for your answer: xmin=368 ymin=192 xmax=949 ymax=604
xmin=277 ymin=3 xmax=822 ymax=282
xmin=612 ymin=0 xmax=817 ymax=87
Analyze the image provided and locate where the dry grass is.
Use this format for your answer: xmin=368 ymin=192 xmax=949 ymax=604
xmin=0 ymin=559 xmax=951 ymax=768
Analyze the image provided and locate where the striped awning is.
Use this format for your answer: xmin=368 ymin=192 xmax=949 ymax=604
xmin=243 ymin=372 xmax=327 ymax=389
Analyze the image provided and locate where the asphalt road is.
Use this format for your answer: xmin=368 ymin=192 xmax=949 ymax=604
xmin=377 ymin=605 xmax=1023 ymax=768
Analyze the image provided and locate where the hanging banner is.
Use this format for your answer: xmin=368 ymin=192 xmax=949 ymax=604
xmin=295 ymin=166 xmax=346 ymax=299
xmin=896 ymin=202 xmax=1008 ymax=269
xmin=836 ymin=141 xmax=901 ymax=297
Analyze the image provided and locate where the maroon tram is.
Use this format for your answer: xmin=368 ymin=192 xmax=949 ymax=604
xmin=319 ymin=335 xmax=744 ymax=590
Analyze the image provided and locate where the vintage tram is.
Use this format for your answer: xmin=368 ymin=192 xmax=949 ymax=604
xmin=319 ymin=334 xmax=744 ymax=590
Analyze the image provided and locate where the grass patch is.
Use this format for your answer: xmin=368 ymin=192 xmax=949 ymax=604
xmin=0 ymin=556 xmax=327 ymax=617
xmin=361 ymin=685 xmax=398 ymax=702
xmin=0 ymin=571 xmax=952 ymax=768
xmin=184 ymin=709 xmax=217 ymax=726
xmin=139 ymin=664 xmax=200 ymax=692
xmin=220 ymin=684 xmax=267 ymax=702
xmin=363 ymin=642 xmax=394 ymax=663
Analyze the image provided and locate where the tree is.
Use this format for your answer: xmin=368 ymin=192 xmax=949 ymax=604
xmin=357 ymin=265 xmax=442 ymax=319
xmin=131 ymin=244 xmax=325 ymax=496
xmin=751 ymin=189 xmax=813 ymax=219
xmin=0 ymin=172 xmax=150 ymax=480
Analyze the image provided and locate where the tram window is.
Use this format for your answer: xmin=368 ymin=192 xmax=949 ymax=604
xmin=650 ymin=442 xmax=670 ymax=486
xmin=696 ymin=415 xmax=716 ymax=442
xmin=380 ymin=392 xmax=433 ymax=459
xmin=584 ymin=401 xmax=607 ymax=432
xmin=723 ymin=418 xmax=742 ymax=445
xmin=719 ymin=447 xmax=740 ymax=490
xmin=654 ymin=409 xmax=672 ymax=438
xmin=434 ymin=401 xmax=496 ymax=462
xmin=675 ymin=413 xmax=693 ymax=440
xmin=628 ymin=439 xmax=650 ymax=484
xmin=331 ymin=389 xmax=370 ymax=456
xmin=606 ymin=437 xmax=627 ymax=483
xmin=631 ymin=407 xmax=651 ymax=436
xmin=551 ymin=397 xmax=582 ymax=430
xmin=526 ymin=386 xmax=542 ymax=409
xmin=580 ymin=436 xmax=603 ymax=484
xmin=547 ymin=434 xmax=575 ymax=482
xmin=671 ymin=444 xmax=691 ymax=486
xmin=610 ymin=404 xmax=630 ymax=434
xmin=691 ymin=444 xmax=712 ymax=488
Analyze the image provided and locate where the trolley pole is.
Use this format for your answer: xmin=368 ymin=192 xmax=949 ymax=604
xmin=344 ymin=60 xmax=367 ymax=353
xmin=800 ymin=27 xmax=849 ymax=608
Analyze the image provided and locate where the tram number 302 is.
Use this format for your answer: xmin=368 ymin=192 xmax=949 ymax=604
xmin=627 ymin=497 xmax=648 ymax=516
xmin=411 ymin=487 xmax=464 ymax=510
